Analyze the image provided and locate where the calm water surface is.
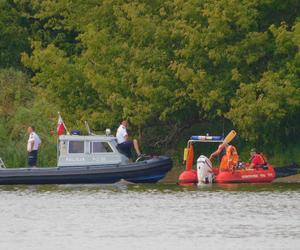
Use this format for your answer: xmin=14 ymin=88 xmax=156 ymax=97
xmin=0 ymin=183 xmax=299 ymax=250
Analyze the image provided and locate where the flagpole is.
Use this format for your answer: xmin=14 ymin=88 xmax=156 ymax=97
xmin=57 ymin=136 xmax=59 ymax=164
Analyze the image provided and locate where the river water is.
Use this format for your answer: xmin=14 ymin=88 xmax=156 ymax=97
xmin=0 ymin=183 xmax=299 ymax=250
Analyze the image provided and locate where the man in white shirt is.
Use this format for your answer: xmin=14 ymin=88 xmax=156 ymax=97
xmin=116 ymin=120 xmax=142 ymax=159
xmin=27 ymin=126 xmax=42 ymax=167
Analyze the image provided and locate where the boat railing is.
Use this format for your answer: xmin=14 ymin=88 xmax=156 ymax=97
xmin=0 ymin=158 xmax=6 ymax=168
xmin=186 ymin=135 xmax=224 ymax=147
xmin=183 ymin=135 xmax=224 ymax=163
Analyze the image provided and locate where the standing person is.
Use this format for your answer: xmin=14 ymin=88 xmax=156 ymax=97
xmin=116 ymin=120 xmax=142 ymax=159
xmin=27 ymin=126 xmax=42 ymax=167
xmin=209 ymin=143 xmax=239 ymax=172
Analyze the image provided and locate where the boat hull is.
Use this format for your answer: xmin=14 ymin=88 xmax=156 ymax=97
xmin=214 ymin=165 xmax=276 ymax=183
xmin=0 ymin=156 xmax=172 ymax=185
xmin=179 ymin=165 xmax=276 ymax=185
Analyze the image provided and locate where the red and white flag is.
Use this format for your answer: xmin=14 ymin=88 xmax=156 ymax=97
xmin=57 ymin=114 xmax=66 ymax=136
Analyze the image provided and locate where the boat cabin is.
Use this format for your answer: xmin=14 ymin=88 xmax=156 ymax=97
xmin=58 ymin=135 xmax=129 ymax=167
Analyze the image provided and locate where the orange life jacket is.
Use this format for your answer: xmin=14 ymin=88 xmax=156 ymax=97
xmin=220 ymin=145 xmax=239 ymax=172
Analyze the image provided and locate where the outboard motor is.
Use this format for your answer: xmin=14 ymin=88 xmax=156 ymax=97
xmin=197 ymin=155 xmax=214 ymax=184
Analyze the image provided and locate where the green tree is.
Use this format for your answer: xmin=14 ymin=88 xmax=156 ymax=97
xmin=227 ymin=22 xmax=300 ymax=145
xmin=0 ymin=0 xmax=31 ymax=68
xmin=18 ymin=0 xmax=300 ymax=160
xmin=0 ymin=68 xmax=58 ymax=167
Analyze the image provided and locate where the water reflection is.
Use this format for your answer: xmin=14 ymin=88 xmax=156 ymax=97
xmin=0 ymin=182 xmax=300 ymax=193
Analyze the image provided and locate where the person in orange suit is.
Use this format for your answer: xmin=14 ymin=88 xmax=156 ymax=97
xmin=209 ymin=143 xmax=239 ymax=172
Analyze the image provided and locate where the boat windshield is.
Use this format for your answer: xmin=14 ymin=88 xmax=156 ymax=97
xmin=69 ymin=141 xmax=85 ymax=154
xmin=90 ymin=141 xmax=113 ymax=153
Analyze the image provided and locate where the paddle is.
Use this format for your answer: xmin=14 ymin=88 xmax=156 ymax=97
xmin=208 ymin=130 xmax=237 ymax=162
xmin=223 ymin=130 xmax=237 ymax=145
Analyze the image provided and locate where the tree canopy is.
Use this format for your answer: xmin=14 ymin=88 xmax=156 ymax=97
xmin=0 ymin=0 xmax=299 ymax=166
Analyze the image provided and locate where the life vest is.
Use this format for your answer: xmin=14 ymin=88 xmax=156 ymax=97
xmin=219 ymin=145 xmax=239 ymax=172
xmin=251 ymin=153 xmax=267 ymax=168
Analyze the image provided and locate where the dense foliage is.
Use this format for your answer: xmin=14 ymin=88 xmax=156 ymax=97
xmin=0 ymin=0 xmax=299 ymax=167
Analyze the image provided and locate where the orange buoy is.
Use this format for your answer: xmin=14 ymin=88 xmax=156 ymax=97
xmin=178 ymin=144 xmax=197 ymax=185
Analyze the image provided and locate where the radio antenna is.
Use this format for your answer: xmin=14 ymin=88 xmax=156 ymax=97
xmin=84 ymin=121 xmax=94 ymax=135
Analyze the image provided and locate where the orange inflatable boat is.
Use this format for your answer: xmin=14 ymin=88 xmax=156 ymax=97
xmin=178 ymin=132 xmax=276 ymax=185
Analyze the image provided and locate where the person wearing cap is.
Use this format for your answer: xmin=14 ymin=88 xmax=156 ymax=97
xmin=209 ymin=143 xmax=239 ymax=172
xmin=248 ymin=148 xmax=266 ymax=169
xmin=27 ymin=126 xmax=42 ymax=167
xmin=116 ymin=120 xmax=142 ymax=159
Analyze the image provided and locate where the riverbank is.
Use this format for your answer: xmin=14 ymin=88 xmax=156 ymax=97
xmin=274 ymin=174 xmax=300 ymax=183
